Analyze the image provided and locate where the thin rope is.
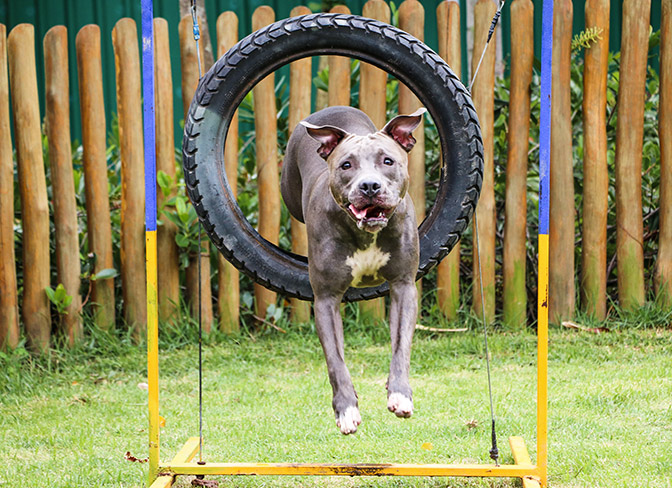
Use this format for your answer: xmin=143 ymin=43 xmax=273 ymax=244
xmin=473 ymin=212 xmax=499 ymax=464
xmin=467 ymin=0 xmax=505 ymax=465
xmin=191 ymin=0 xmax=204 ymax=467
xmin=468 ymin=0 xmax=506 ymax=93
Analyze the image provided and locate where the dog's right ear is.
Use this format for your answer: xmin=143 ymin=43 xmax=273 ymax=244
xmin=301 ymin=122 xmax=348 ymax=159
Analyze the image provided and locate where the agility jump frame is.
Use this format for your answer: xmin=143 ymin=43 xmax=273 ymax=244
xmin=141 ymin=0 xmax=553 ymax=486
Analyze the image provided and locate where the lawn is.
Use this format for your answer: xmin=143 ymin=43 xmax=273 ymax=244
xmin=0 ymin=314 xmax=670 ymax=487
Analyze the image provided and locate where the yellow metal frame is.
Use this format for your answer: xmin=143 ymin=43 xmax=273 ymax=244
xmin=144 ymin=232 xmax=549 ymax=488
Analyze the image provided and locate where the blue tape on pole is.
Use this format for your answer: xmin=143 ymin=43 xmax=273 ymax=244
xmin=142 ymin=0 xmax=157 ymax=232
xmin=538 ymin=0 xmax=553 ymax=236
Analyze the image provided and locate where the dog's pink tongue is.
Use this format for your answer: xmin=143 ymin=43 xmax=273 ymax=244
xmin=349 ymin=204 xmax=369 ymax=220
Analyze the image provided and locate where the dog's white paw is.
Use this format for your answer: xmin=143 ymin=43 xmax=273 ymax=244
xmin=387 ymin=392 xmax=413 ymax=418
xmin=336 ymin=406 xmax=362 ymax=435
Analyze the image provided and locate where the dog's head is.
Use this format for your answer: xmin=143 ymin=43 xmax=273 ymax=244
xmin=302 ymin=108 xmax=426 ymax=233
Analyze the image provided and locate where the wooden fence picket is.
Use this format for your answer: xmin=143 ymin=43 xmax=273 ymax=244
xmin=502 ymin=0 xmax=533 ymax=329
xmin=614 ymin=0 xmax=651 ymax=310
xmin=358 ymin=0 xmax=390 ymax=322
xmin=76 ymin=25 xmax=115 ymax=330
xmin=549 ymin=0 xmax=574 ymax=324
xmin=328 ymin=5 xmax=352 ymax=107
xmin=44 ymin=25 xmax=82 ymax=345
xmin=112 ymin=18 xmax=146 ymax=338
xmin=154 ymin=18 xmax=180 ymax=325
xmin=658 ymin=0 xmax=672 ymax=308
xmin=581 ymin=0 xmax=610 ymax=319
xmin=471 ymin=0 xmax=497 ymax=324
xmin=216 ymin=11 xmax=241 ymax=333
xmin=252 ymin=6 xmax=280 ymax=320
xmin=288 ymin=5 xmax=312 ymax=324
xmin=0 ymin=24 xmax=19 ymax=350
xmin=399 ymin=0 xmax=426 ymax=306
xmin=436 ymin=0 xmax=461 ymax=320
xmin=8 ymin=24 xmax=52 ymax=352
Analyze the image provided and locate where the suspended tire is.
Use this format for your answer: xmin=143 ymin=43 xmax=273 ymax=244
xmin=182 ymin=13 xmax=483 ymax=302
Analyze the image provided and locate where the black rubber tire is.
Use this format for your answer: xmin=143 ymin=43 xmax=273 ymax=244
xmin=182 ymin=13 xmax=483 ymax=302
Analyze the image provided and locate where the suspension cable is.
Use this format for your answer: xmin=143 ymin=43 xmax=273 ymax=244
xmin=190 ymin=0 xmax=205 ymax=468
xmin=467 ymin=0 xmax=506 ymax=465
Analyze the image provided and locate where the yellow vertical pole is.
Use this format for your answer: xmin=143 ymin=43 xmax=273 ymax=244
xmin=537 ymin=234 xmax=549 ymax=487
xmin=147 ymin=232 xmax=160 ymax=483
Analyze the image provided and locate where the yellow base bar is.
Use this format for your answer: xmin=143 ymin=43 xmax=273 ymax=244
xmin=149 ymin=437 xmax=201 ymax=488
xmin=510 ymin=436 xmax=542 ymax=488
xmin=158 ymin=437 xmax=538 ymax=480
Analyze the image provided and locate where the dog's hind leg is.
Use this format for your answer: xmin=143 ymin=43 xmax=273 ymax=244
xmin=313 ymin=295 xmax=361 ymax=434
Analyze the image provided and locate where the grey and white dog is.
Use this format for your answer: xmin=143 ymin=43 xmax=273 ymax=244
xmin=281 ymin=105 xmax=426 ymax=434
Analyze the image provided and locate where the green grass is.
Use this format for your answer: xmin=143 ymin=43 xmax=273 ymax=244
xmin=0 ymin=310 xmax=670 ymax=488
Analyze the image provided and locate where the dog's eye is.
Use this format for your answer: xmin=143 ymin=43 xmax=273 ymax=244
xmin=340 ymin=161 xmax=351 ymax=170
xmin=383 ymin=157 xmax=394 ymax=166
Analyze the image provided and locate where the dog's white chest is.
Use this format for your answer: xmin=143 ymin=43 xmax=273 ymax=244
xmin=345 ymin=237 xmax=390 ymax=287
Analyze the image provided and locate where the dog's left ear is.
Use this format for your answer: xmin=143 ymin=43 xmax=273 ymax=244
xmin=382 ymin=108 xmax=427 ymax=152
xmin=301 ymin=122 xmax=349 ymax=159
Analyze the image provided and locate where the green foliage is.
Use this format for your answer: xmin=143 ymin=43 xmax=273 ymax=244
xmin=157 ymin=170 xmax=202 ymax=267
xmin=45 ymin=283 xmax=73 ymax=316
xmin=571 ymin=27 xmax=604 ymax=52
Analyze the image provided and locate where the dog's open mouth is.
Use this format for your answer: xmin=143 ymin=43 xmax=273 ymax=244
xmin=347 ymin=203 xmax=393 ymax=229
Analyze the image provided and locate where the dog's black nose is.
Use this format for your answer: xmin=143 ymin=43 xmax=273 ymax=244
xmin=359 ymin=180 xmax=381 ymax=198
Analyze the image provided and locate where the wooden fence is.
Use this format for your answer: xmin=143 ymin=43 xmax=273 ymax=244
xmin=0 ymin=0 xmax=669 ymax=352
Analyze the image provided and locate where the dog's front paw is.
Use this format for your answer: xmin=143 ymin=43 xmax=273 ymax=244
xmin=387 ymin=392 xmax=413 ymax=418
xmin=336 ymin=406 xmax=362 ymax=435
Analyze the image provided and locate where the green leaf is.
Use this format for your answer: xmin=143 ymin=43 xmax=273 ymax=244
xmin=176 ymin=197 xmax=189 ymax=223
xmin=176 ymin=234 xmax=190 ymax=248
xmin=312 ymin=75 xmax=328 ymax=92
xmin=45 ymin=286 xmax=56 ymax=303
xmin=161 ymin=210 xmax=183 ymax=229
xmin=241 ymin=292 xmax=254 ymax=310
xmin=54 ymin=283 xmax=67 ymax=301
xmin=94 ymin=268 xmax=118 ymax=281
xmin=157 ymin=170 xmax=173 ymax=197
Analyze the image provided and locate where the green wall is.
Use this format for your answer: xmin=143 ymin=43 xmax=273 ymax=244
xmin=0 ymin=0 xmax=662 ymax=143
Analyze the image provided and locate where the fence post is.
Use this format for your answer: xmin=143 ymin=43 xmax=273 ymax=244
xmin=0 ymin=24 xmax=19 ymax=350
xmin=471 ymin=0 xmax=497 ymax=324
xmin=216 ymin=11 xmax=241 ymax=333
xmin=436 ymin=0 xmax=461 ymax=320
xmin=399 ymin=0 xmax=426 ymax=308
xmin=179 ymin=14 xmax=214 ymax=332
xmin=581 ymin=0 xmax=609 ymax=319
xmin=252 ymin=6 xmax=280 ymax=320
xmin=76 ymin=25 xmax=115 ymax=330
xmin=614 ymin=0 xmax=651 ymax=310
xmin=287 ymin=5 xmax=312 ymax=324
xmin=658 ymin=0 xmax=672 ymax=308
xmin=8 ymin=24 xmax=51 ymax=352
xmin=502 ymin=0 xmax=533 ymax=329
xmin=179 ymin=14 xmax=209 ymax=117
xmin=153 ymin=18 xmax=180 ymax=325
xmin=112 ymin=18 xmax=147 ymax=338
xmin=358 ymin=0 xmax=390 ymax=322
xmin=44 ymin=26 xmax=82 ymax=346
xmin=549 ymin=0 xmax=574 ymax=324
xmin=328 ymin=5 xmax=351 ymax=107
